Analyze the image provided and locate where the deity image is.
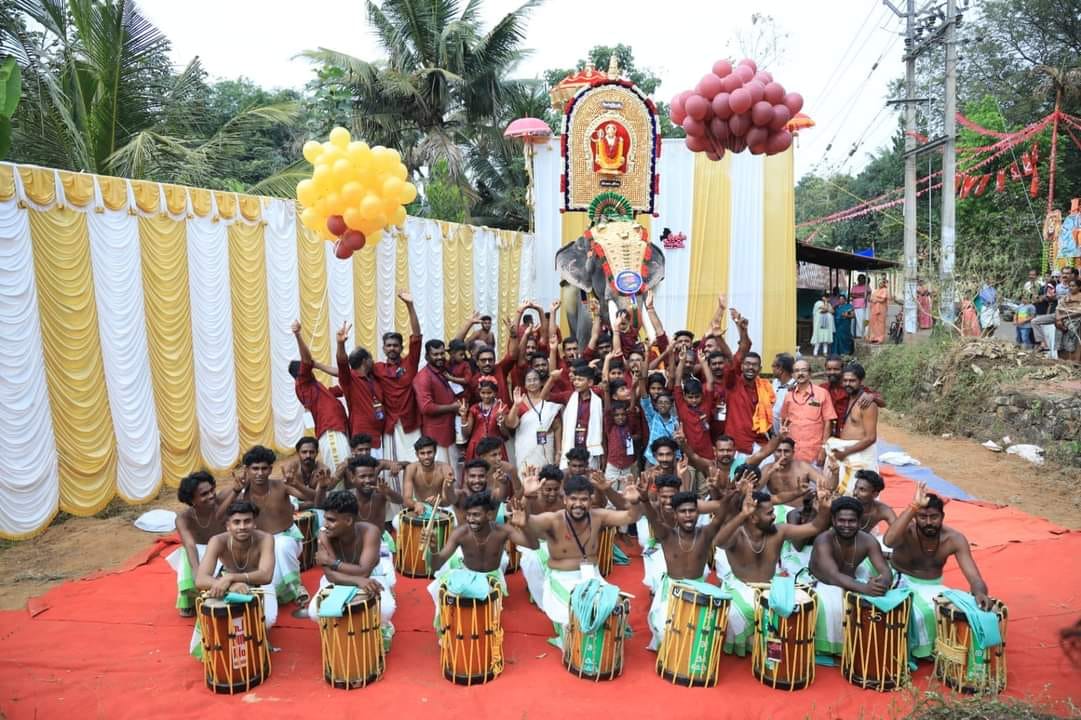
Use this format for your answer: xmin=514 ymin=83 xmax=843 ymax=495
xmin=591 ymin=121 xmax=631 ymax=175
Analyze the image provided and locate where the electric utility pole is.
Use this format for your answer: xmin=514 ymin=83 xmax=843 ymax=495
xmin=940 ymin=0 xmax=958 ymax=324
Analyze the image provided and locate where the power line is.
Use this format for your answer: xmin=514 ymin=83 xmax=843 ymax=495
xmin=808 ymin=2 xmax=883 ymax=106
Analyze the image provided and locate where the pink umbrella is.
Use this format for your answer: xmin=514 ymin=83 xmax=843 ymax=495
xmin=504 ymin=118 xmax=553 ymax=231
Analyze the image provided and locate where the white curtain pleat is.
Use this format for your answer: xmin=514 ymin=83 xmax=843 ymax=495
xmin=653 ymin=140 xmax=696 ymax=335
xmin=324 ymin=241 xmax=356 ymax=348
xmin=0 ymin=199 xmax=61 ymax=538
xmin=186 ymin=215 xmax=240 ymax=468
xmin=530 ymin=139 xmax=563 ymax=309
xmin=406 ymin=218 xmax=444 ymax=344
xmin=727 ymin=154 xmax=766 ymax=350
xmin=86 ymin=208 xmax=162 ymax=501
xmin=374 ymin=228 xmax=398 ymax=360
xmin=518 ymin=232 xmax=536 ymax=305
xmin=473 ymin=227 xmax=499 ymax=337
xmin=263 ymin=200 xmax=305 ymax=447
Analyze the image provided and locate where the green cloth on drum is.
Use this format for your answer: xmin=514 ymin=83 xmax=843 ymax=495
xmin=569 ymin=578 xmax=620 ymax=634
xmin=941 ymin=589 xmax=1002 ymax=649
xmin=224 ymin=592 xmax=254 ymax=604
xmin=445 ymin=568 xmax=493 ymax=600
xmin=382 ymin=529 xmax=396 ymax=554
xmin=679 ymin=578 xmax=730 ymax=600
xmin=612 ymin=545 xmax=630 ymax=565
xmin=862 ymin=587 xmax=912 ymax=613
xmin=495 ymin=502 xmax=506 ymax=525
xmin=767 ymin=573 xmax=796 ymax=618
xmin=283 ymin=523 xmax=304 ymax=542
xmin=318 ymin=585 xmax=358 ymax=618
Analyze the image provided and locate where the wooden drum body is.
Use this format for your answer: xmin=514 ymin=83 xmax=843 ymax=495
xmin=841 ymin=592 xmax=911 ymax=691
xmin=932 ymin=596 xmax=1008 ymax=694
xmin=504 ymin=538 xmax=520 ymax=574
xmin=751 ymin=588 xmax=818 ymax=691
xmin=596 ymin=525 xmax=617 ymax=578
xmin=196 ymin=593 xmax=271 ymax=694
xmin=656 ymin=582 xmax=730 ymax=687
xmin=317 ymin=586 xmax=385 ymax=689
xmin=295 ymin=510 xmax=317 ymax=572
xmin=563 ymin=596 xmax=630 ymax=681
xmin=438 ymin=579 xmax=504 ymax=685
xmin=394 ymin=509 xmax=452 ymax=578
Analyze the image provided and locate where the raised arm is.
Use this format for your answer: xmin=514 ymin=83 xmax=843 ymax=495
xmin=454 ymin=311 xmax=481 ymax=343
xmin=292 ymin=320 xmax=314 ymax=366
xmin=424 ymin=525 xmax=464 ymax=572
xmin=713 ymin=489 xmax=755 ymax=549
xmin=596 ymin=481 xmax=644 ymax=527
xmin=780 ymin=488 xmax=832 ymax=543
xmin=506 ymin=497 xmax=539 ymax=549
xmin=399 ymin=291 xmax=420 ymax=338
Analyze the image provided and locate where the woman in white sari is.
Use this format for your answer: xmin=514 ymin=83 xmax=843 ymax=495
xmin=810 ymin=291 xmax=835 ymax=356
xmin=503 ymin=368 xmax=562 ymax=473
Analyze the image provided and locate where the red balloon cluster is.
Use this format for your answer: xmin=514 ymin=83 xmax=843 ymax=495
xmin=670 ymin=58 xmax=804 ymax=161
xmin=326 ymin=214 xmax=367 ymax=259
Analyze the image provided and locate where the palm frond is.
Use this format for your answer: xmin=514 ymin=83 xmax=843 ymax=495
xmin=245 ymin=159 xmax=312 ymax=197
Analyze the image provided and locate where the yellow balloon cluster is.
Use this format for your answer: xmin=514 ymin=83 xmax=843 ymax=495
xmin=295 ymin=126 xmax=418 ymax=247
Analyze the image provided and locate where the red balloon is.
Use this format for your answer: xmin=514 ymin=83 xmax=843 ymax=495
xmin=769 ymin=104 xmax=792 ymax=131
xmin=735 ymin=65 xmax=755 ymax=83
xmin=711 ymin=93 xmax=732 ymax=120
xmin=697 ymin=73 xmax=724 ymax=100
xmin=685 ymin=135 xmax=710 ymax=153
xmin=728 ymin=112 xmax=751 ymax=137
xmin=751 ymin=100 xmax=773 ymax=127
xmin=769 ymin=130 xmax=793 ymax=155
xmin=709 ymin=117 xmax=730 ymax=141
xmin=763 ymin=82 xmax=786 ymax=105
xmin=746 ymin=126 xmax=769 ymax=148
xmin=729 ymin=88 xmax=752 ymax=115
xmin=784 ymin=92 xmax=804 ymax=115
xmin=670 ymin=94 xmax=688 ymax=125
xmin=682 ymin=116 xmax=706 ymax=137
xmin=749 ymin=143 xmax=767 ymax=155
xmin=721 ymin=74 xmax=742 ymax=93
xmin=738 ymin=58 xmax=758 ymax=73
xmin=712 ymin=59 xmax=733 ymax=78
xmin=341 ymin=229 xmax=366 ymax=251
xmin=728 ymin=137 xmax=747 ymax=153
xmin=334 ymin=240 xmax=353 ymax=259
xmin=326 ymin=214 xmax=347 ymax=236
xmin=685 ymin=93 xmax=710 ymax=121
xmin=747 ymin=81 xmax=765 ymax=104
xmin=706 ymin=150 xmax=722 ymax=162
xmin=755 ymin=70 xmax=774 ymax=85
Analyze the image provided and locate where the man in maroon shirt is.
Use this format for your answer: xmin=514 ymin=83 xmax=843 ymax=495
xmin=291 ymin=321 xmax=350 ymax=469
xmin=471 ymin=341 xmax=516 ymax=405
xmin=375 ymin=292 xmax=422 ymax=463
xmin=414 ymin=339 xmax=462 ymax=477
xmin=721 ymin=311 xmax=774 ymax=454
xmin=820 ymin=355 xmax=885 ymax=436
xmin=335 ymin=322 xmax=386 ymax=455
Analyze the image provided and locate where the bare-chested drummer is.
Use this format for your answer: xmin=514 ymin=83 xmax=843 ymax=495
xmin=518 ymin=473 xmax=643 ymax=648
xmin=884 ymin=482 xmax=992 ymax=661
xmin=711 ymin=485 xmax=830 ymax=655
xmin=423 ymin=491 xmax=535 ymax=632
xmin=317 ymin=455 xmax=401 ymax=578
xmin=825 ymin=363 xmax=880 ymax=494
xmin=809 ymin=496 xmax=893 ymax=659
xmin=400 ymin=435 xmax=455 ymax=521
xmin=170 ymin=471 xmax=232 ymax=617
xmin=306 ymin=490 xmax=396 ymax=651
xmin=237 ymin=445 xmax=310 ymax=615
xmin=851 ymin=469 xmax=896 ymax=536
xmin=518 ymin=464 xmax=564 ymax=605
xmin=642 ymin=489 xmax=727 ymax=650
xmin=761 ymin=436 xmax=830 ymax=503
xmin=191 ymin=501 xmax=277 ymax=656
xmin=280 ymin=436 xmax=330 ymax=511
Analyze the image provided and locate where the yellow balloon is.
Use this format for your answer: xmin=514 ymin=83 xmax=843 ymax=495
xmin=341 ymin=181 xmax=364 ymax=205
xmin=343 ymin=207 xmax=365 ymax=231
xmin=397 ymin=182 xmax=418 ymax=205
xmin=359 ymin=193 xmax=382 ymax=220
xmin=312 ymin=163 xmax=333 ymax=190
xmin=347 ymin=141 xmax=372 ymax=166
xmin=302 ymin=140 xmax=324 ymax=164
xmin=320 ymin=146 xmax=344 ymax=167
xmin=392 ymin=163 xmax=408 ymax=181
xmin=300 ymin=207 xmax=321 ymax=229
xmin=333 ymin=158 xmax=353 ymax=184
xmin=296 ymin=179 xmax=317 ymax=207
xmin=382 ymin=176 xmax=405 ymax=199
xmin=358 ymin=217 xmax=381 ymax=236
xmin=315 ymin=196 xmax=332 ymax=216
xmin=329 ymin=126 xmax=351 ymax=148
xmin=325 ymin=192 xmax=345 ymax=216
xmin=390 ymin=206 xmax=407 ymax=226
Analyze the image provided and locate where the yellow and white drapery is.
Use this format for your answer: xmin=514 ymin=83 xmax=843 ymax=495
xmin=532 ymin=138 xmax=796 ymax=364
xmin=0 ymin=163 xmax=534 ymax=539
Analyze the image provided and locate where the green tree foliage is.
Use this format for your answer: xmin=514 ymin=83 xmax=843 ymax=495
xmin=0 ymin=56 xmax=20 ymax=157
xmin=422 ymin=158 xmax=469 ymax=223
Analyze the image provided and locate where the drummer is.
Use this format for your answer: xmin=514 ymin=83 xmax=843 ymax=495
xmin=306 ymin=490 xmax=397 ymax=651
xmin=170 ymin=471 xmax=229 ymax=617
xmin=399 ymin=435 xmax=455 ymax=524
xmin=884 ymin=482 xmax=992 ymax=661
xmin=519 ymin=464 xmax=564 ymax=606
xmin=517 ymin=473 xmax=643 ymax=649
xmin=317 ymin=455 xmax=400 ymax=581
xmin=851 ymin=469 xmax=897 ymax=536
xmin=422 ymin=491 xmax=535 ymax=632
xmin=637 ymin=474 xmax=683 ymax=596
xmin=808 ymin=496 xmax=893 ymax=660
xmin=711 ymin=484 xmax=831 ymax=656
xmin=192 ymin=501 xmax=277 ymax=656
xmin=642 ymin=490 xmax=727 ymax=651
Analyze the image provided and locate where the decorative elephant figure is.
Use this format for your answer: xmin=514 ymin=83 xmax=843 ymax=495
xmin=554 ymin=219 xmax=666 ymax=344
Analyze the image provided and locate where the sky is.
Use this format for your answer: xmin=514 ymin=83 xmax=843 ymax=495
xmin=138 ymin=0 xmax=908 ymax=180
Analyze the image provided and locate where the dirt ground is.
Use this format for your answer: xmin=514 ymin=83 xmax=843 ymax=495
xmin=1 ymin=421 xmax=1076 ymax=613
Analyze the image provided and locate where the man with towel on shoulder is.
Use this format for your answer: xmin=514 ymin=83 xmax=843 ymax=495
xmin=824 ymin=363 xmax=880 ymax=495
xmin=306 ymin=490 xmax=397 ymax=651
xmin=884 ymin=482 xmax=992 ymax=661
xmin=517 ymin=473 xmax=643 ymax=649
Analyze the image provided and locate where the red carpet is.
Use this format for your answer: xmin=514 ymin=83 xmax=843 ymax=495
xmin=2 ymin=468 xmax=1078 ymax=720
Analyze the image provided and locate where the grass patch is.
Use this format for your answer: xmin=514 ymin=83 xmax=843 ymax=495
xmin=902 ymin=690 xmax=1079 ymax=719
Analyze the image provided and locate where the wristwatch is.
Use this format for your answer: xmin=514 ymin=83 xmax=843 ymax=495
xmin=332 ymin=559 xmax=343 ymax=570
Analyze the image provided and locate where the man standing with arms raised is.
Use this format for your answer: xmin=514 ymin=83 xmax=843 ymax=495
xmin=374 ymin=292 xmax=422 ymax=464
xmin=335 ymin=322 xmax=386 ymax=457
xmin=291 ymin=321 xmax=350 ymax=470
xmin=415 ymin=339 xmax=462 ymax=475
xmin=721 ymin=310 xmax=775 ymax=454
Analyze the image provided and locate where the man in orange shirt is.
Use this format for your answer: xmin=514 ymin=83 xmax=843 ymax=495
xmin=780 ymin=359 xmax=837 ymax=465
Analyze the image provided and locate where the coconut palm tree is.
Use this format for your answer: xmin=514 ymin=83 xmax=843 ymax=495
xmin=2 ymin=0 xmax=300 ymax=191
xmin=302 ymin=0 xmax=539 ymax=180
